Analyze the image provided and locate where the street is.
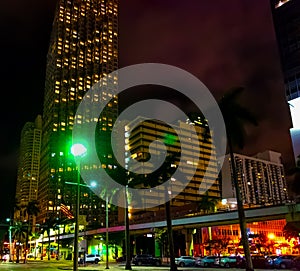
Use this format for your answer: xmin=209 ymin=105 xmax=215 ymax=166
xmin=0 ymin=260 xmax=294 ymax=271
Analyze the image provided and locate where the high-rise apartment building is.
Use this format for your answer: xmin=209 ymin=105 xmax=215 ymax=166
xmin=124 ymin=116 xmax=221 ymax=222
xmin=15 ymin=115 xmax=42 ymax=221
xmin=221 ymin=150 xmax=289 ymax=206
xmin=270 ymin=0 xmax=300 ymax=161
xmin=38 ymin=0 xmax=118 ymax=226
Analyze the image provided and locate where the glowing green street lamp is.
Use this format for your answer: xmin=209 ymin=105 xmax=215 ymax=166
xmin=71 ymin=143 xmax=87 ymax=271
xmin=71 ymin=143 xmax=87 ymax=158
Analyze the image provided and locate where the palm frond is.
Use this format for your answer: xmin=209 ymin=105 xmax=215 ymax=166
xmin=233 ymin=104 xmax=258 ymax=126
xmin=219 ymin=86 xmax=258 ymax=150
xmin=286 ymin=166 xmax=300 ymax=175
xmin=220 ymin=86 xmax=245 ymax=104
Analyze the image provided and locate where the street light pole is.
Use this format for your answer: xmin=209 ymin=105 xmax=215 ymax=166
xmin=71 ymin=143 xmax=87 ymax=271
xmin=9 ymin=228 xmax=13 ymax=261
xmin=6 ymin=218 xmax=13 ymax=262
xmin=125 ymin=185 xmax=132 ymax=270
xmin=73 ymin=162 xmax=80 ymax=271
xmin=106 ymin=194 xmax=109 ymax=269
xmin=9 ymin=225 xmax=12 ymax=262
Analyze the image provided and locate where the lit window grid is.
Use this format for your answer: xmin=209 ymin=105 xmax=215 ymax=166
xmin=230 ymin=154 xmax=289 ymax=206
xmin=39 ymin=0 xmax=118 ymax=223
xmin=125 ymin=118 xmax=221 ymax=208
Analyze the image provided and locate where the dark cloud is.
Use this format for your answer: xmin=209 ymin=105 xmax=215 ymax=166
xmin=119 ymin=0 xmax=295 ymax=170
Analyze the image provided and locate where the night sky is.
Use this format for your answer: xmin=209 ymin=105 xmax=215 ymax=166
xmin=0 ymin=0 xmax=296 ymax=220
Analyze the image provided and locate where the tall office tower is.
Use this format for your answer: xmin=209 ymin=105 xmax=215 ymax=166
xmin=38 ymin=0 xmax=118 ymax=226
xmin=15 ymin=115 xmax=42 ymax=222
xmin=221 ymin=150 xmax=289 ymax=207
xmin=124 ymin=116 xmax=220 ymax=223
xmin=270 ymin=0 xmax=300 ymax=161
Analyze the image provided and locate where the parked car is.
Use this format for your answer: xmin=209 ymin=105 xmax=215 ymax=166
xmin=292 ymin=256 xmax=300 ymax=270
xmin=273 ymin=255 xmax=298 ymax=269
xmin=218 ymin=256 xmax=238 ymax=268
xmin=78 ymin=254 xmax=101 ymax=264
xmin=237 ymin=255 xmax=268 ymax=269
xmin=195 ymin=257 xmax=204 ymax=266
xmin=214 ymin=257 xmax=221 ymax=266
xmin=265 ymin=255 xmax=279 ymax=268
xmin=26 ymin=253 xmax=35 ymax=258
xmin=197 ymin=256 xmax=217 ymax=267
xmin=131 ymin=254 xmax=161 ymax=266
xmin=2 ymin=254 xmax=9 ymax=262
xmin=175 ymin=256 xmax=196 ymax=267
xmin=116 ymin=256 xmax=125 ymax=262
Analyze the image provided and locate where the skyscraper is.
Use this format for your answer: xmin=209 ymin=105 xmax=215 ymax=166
xmin=125 ymin=116 xmax=220 ymax=222
xmin=38 ymin=0 xmax=118 ymax=226
xmin=221 ymin=150 xmax=289 ymax=206
xmin=15 ymin=115 xmax=42 ymax=221
xmin=270 ymin=0 xmax=300 ymax=161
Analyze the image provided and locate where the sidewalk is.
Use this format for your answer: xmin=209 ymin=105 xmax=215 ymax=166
xmin=25 ymin=259 xmax=171 ymax=271
xmin=27 ymin=259 xmax=119 ymax=268
xmin=61 ymin=262 xmax=171 ymax=271
xmin=58 ymin=261 xmax=126 ymax=270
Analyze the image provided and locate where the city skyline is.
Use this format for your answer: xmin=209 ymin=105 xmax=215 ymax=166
xmin=0 ymin=0 xmax=296 ymax=220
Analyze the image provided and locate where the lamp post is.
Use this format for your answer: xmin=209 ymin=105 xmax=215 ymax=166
xmin=6 ymin=218 xmax=13 ymax=262
xmin=65 ymin=180 xmax=96 ymax=266
xmin=9 ymin=225 xmax=12 ymax=262
xmin=106 ymin=194 xmax=109 ymax=269
xmin=71 ymin=143 xmax=87 ymax=271
xmin=124 ymin=185 xmax=132 ymax=270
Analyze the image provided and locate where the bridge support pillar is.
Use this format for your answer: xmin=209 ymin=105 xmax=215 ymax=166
xmin=286 ymin=204 xmax=300 ymax=222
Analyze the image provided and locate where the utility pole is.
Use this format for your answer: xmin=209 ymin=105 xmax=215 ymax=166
xmin=106 ymin=195 xmax=109 ymax=269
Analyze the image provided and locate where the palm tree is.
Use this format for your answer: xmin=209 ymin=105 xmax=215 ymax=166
xmin=25 ymin=200 xmax=40 ymax=223
xmin=161 ymin=155 xmax=179 ymax=271
xmin=129 ymin=153 xmax=178 ymax=271
xmin=283 ymin=221 xmax=300 ymax=241
xmin=12 ymin=200 xmax=22 ymax=220
xmin=219 ymin=86 xmax=258 ymax=271
xmin=23 ymin=200 xmax=40 ymax=262
xmin=107 ymin=166 xmax=133 ymax=270
xmin=120 ymin=170 xmax=148 ymax=270
xmin=197 ymin=191 xmax=218 ymax=214
xmin=12 ymin=221 xmax=27 ymax=263
xmin=110 ymin=152 xmax=178 ymax=271
xmin=41 ymin=217 xmax=57 ymax=260
xmin=154 ymin=228 xmax=168 ymax=258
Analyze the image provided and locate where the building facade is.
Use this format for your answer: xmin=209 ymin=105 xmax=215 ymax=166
xmin=270 ymin=0 xmax=300 ymax=162
xmin=38 ymin=0 xmax=119 ymax=226
xmin=124 ymin=116 xmax=221 ymax=222
xmin=221 ymin=150 xmax=289 ymax=207
xmin=15 ymin=115 xmax=42 ymax=221
xmin=193 ymin=219 xmax=290 ymax=257
xmin=289 ymin=97 xmax=300 ymax=161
